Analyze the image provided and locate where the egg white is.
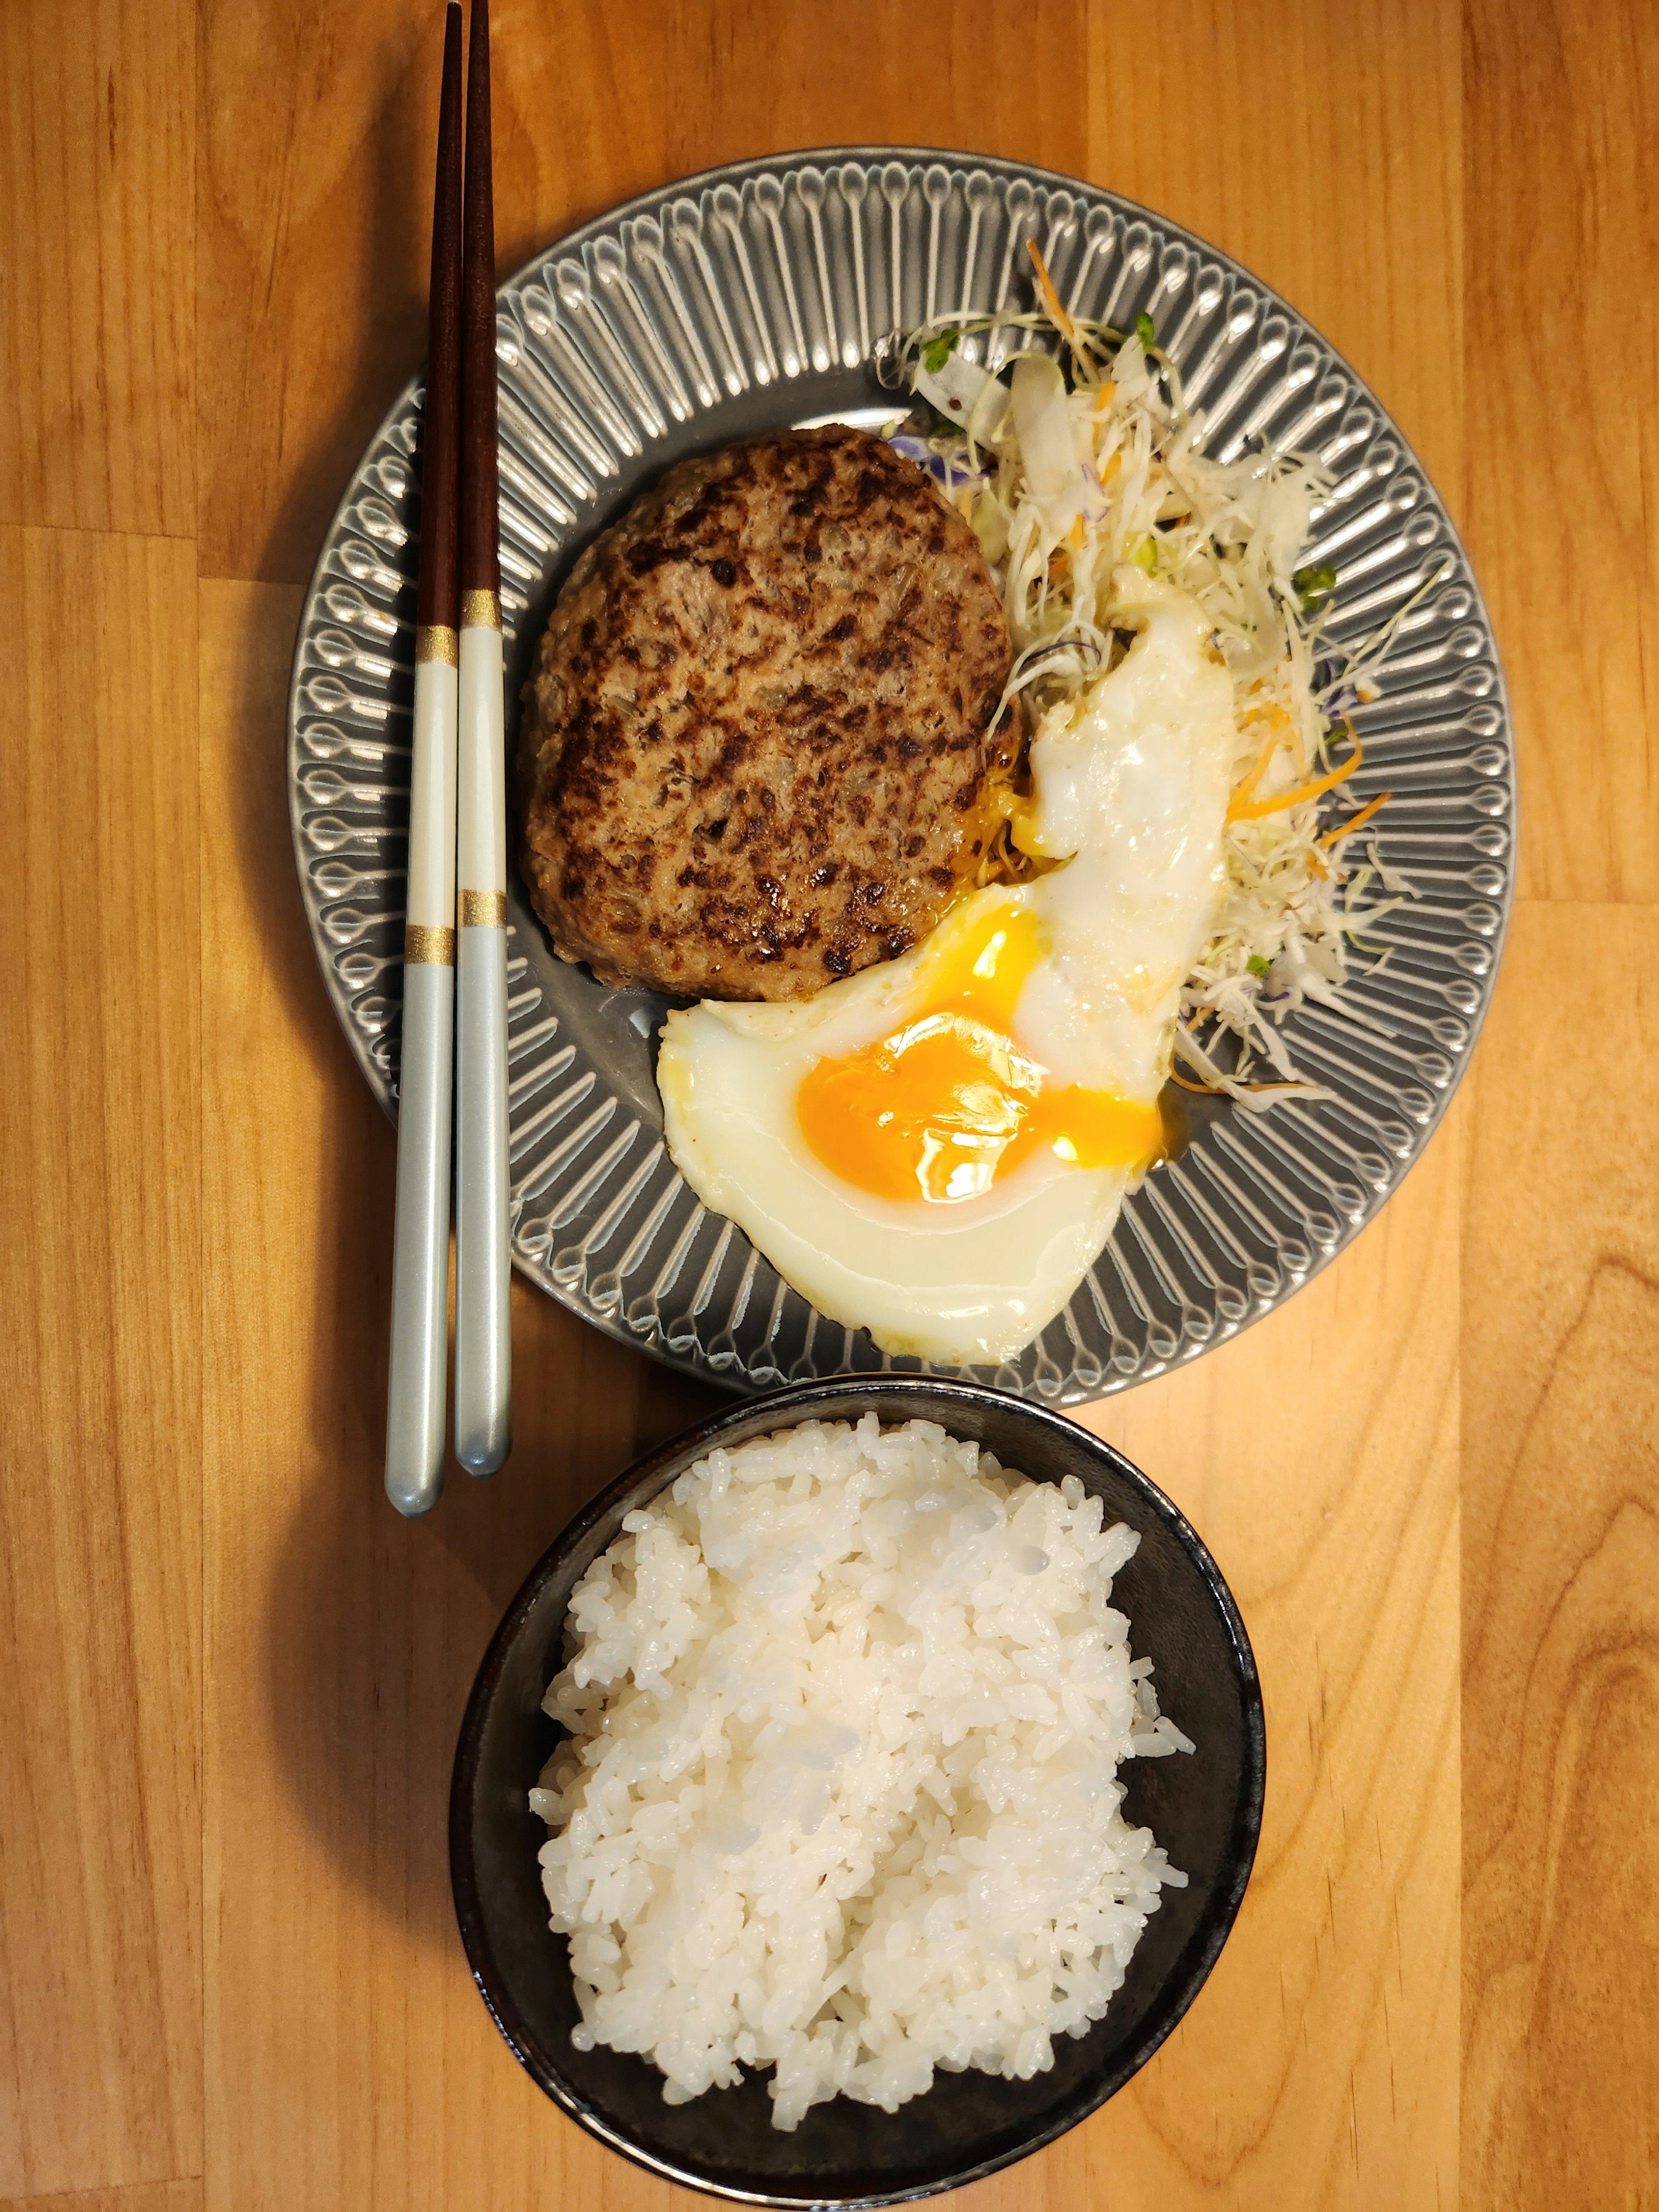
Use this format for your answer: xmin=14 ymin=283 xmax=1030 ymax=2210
xmin=657 ymin=572 xmax=1237 ymax=1367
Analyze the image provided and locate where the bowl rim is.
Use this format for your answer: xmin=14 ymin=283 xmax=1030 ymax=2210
xmin=450 ymin=1375 xmax=1267 ymax=2206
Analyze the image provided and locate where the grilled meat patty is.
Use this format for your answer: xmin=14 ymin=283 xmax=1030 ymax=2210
xmin=517 ymin=423 xmax=1014 ymax=1001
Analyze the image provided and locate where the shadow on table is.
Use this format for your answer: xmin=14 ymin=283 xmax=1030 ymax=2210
xmin=258 ymin=1321 xmax=720 ymax=1961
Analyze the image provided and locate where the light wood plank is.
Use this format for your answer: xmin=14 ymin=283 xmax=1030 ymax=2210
xmin=0 ymin=528 xmax=202 ymax=2197
xmin=938 ymin=1111 xmax=1463 ymax=2211
xmin=1462 ymin=903 xmax=1659 ymax=2211
xmin=1465 ymin=0 xmax=1659 ymax=903
xmin=0 ymin=0 xmax=194 ymax=537
xmin=195 ymin=0 xmax=1088 ymax=585
xmin=0 ymin=2184 xmax=203 ymax=2212
xmin=1085 ymin=0 xmax=1465 ymax=509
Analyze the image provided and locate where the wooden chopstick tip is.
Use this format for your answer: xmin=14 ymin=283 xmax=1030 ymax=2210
xmin=417 ymin=0 xmax=465 ymax=633
xmin=459 ymin=0 xmax=498 ymax=595
xmin=464 ymin=0 xmax=494 ymax=260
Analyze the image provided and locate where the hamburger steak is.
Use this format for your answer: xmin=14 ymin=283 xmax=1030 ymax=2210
xmin=517 ymin=424 xmax=1014 ymax=1001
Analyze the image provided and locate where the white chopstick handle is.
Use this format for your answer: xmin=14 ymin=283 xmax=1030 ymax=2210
xmin=385 ymin=959 xmax=454 ymax=1513
xmin=454 ymin=613 xmax=511 ymax=1475
xmin=386 ymin=644 xmax=459 ymax=1517
xmin=457 ymin=609 xmax=507 ymax=889
xmin=454 ymin=919 xmax=510 ymax=1471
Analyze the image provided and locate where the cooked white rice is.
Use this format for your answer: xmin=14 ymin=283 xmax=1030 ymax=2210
xmin=531 ymin=1414 xmax=1192 ymax=2131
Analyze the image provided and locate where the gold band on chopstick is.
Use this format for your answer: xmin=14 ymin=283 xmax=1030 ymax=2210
xmin=404 ymin=923 xmax=456 ymax=966
xmin=460 ymin=588 xmax=501 ymax=631
xmin=414 ymin=624 xmax=458 ymax=665
xmin=459 ymin=889 xmax=505 ymax=928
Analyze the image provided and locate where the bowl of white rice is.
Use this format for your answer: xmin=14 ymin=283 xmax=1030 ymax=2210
xmin=451 ymin=1378 xmax=1264 ymax=2204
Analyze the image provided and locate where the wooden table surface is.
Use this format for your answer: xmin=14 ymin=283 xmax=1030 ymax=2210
xmin=3 ymin=1 xmax=1656 ymax=2206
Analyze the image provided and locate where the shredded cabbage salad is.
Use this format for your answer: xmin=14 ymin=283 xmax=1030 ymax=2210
xmin=882 ymin=250 xmax=1422 ymax=1111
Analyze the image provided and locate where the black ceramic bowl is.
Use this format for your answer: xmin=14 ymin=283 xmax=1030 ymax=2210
xmin=451 ymin=1378 xmax=1265 ymax=2206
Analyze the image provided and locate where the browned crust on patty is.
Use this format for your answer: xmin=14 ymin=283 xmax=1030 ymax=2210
xmin=516 ymin=423 xmax=1014 ymax=1000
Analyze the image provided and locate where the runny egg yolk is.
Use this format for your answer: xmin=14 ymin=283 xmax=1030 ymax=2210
xmin=795 ymin=903 xmax=1166 ymax=1204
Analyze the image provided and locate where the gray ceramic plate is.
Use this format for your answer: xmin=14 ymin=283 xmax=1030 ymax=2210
xmin=288 ymin=147 xmax=1514 ymax=1405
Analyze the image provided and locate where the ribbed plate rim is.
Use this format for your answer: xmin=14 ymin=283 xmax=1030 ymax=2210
xmin=287 ymin=143 xmax=1516 ymax=1403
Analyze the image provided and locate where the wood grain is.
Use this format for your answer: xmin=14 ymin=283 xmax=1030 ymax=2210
xmin=1085 ymin=0 xmax=1465 ymax=507
xmin=2 ymin=0 xmax=1656 ymax=2205
xmin=1465 ymin=0 xmax=1659 ymax=903
xmin=0 ymin=2186 xmax=203 ymax=2212
xmin=0 ymin=0 xmax=194 ymax=537
xmin=1462 ymin=905 xmax=1659 ymax=2211
xmin=0 ymin=529 xmax=203 ymax=2199
xmin=946 ymin=1111 xmax=1463 ymax=2212
xmin=195 ymin=0 xmax=1088 ymax=585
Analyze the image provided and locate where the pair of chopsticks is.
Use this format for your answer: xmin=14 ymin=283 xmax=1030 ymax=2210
xmin=385 ymin=0 xmax=511 ymax=1516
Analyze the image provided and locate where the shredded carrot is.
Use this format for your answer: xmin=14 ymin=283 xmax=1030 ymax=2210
xmin=1171 ymin=1069 xmax=1318 ymax=1097
xmin=1068 ymin=513 xmax=1085 ymax=548
xmin=1228 ymin=735 xmax=1363 ymax=823
xmin=1170 ymin=1070 xmax=1227 ymax=1096
xmin=957 ymin=481 xmax=976 ymax=521
xmin=1319 ymin=789 xmax=1390 ymax=849
xmin=1226 ymin=740 xmax=1277 ymax=818
xmin=1026 ymin=239 xmax=1076 ymax=343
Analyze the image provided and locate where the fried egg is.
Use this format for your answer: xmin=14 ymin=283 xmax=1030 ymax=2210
xmin=658 ymin=572 xmax=1237 ymax=1366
